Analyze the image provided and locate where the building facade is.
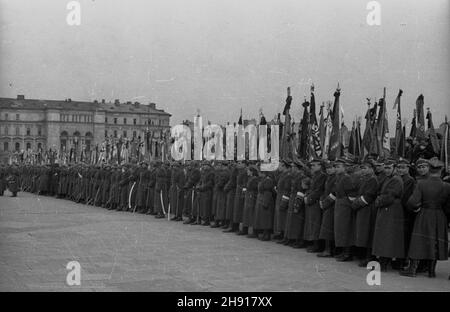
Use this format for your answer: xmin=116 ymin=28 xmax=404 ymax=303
xmin=0 ymin=95 xmax=171 ymax=163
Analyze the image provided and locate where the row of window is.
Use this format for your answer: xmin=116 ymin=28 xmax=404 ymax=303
xmin=105 ymin=130 xmax=138 ymax=139
xmin=105 ymin=117 xmax=168 ymax=126
xmin=106 ymin=117 xmax=138 ymax=125
xmin=1 ymin=126 xmax=42 ymax=136
xmin=2 ymin=113 xmax=20 ymax=121
xmin=60 ymin=114 xmax=93 ymax=123
xmin=2 ymin=142 xmax=43 ymax=152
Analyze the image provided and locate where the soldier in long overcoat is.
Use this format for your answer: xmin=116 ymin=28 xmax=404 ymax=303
xmin=241 ymin=166 xmax=260 ymax=237
xmin=223 ymin=164 xmax=238 ymax=232
xmin=232 ymin=163 xmax=248 ymax=231
xmin=317 ymin=161 xmax=337 ymax=257
xmin=273 ymin=161 xmax=292 ymax=243
xmin=401 ymin=158 xmax=450 ymax=278
xmin=372 ymin=159 xmax=405 ymax=271
xmin=334 ymin=158 xmax=359 ymax=261
xmin=304 ymin=159 xmax=327 ymax=252
xmin=253 ymin=171 xmax=275 ymax=241
xmin=351 ymin=160 xmax=378 ymax=266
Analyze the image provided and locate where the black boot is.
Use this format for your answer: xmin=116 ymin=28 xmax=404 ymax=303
xmin=223 ymin=223 xmax=238 ymax=233
xmin=272 ymin=233 xmax=284 ymax=240
xmin=400 ymin=259 xmax=419 ymax=277
xmin=247 ymin=229 xmax=259 ymax=238
xmin=307 ymin=240 xmax=321 ymax=253
xmin=237 ymin=226 xmax=248 ymax=235
xmin=260 ymin=230 xmax=271 ymax=241
xmin=210 ymin=221 xmax=221 ymax=228
xmin=317 ymin=240 xmax=333 ymax=257
xmin=292 ymin=240 xmax=306 ymax=249
xmin=379 ymin=257 xmax=390 ymax=272
xmin=336 ymin=247 xmax=353 ymax=262
xmin=428 ymin=260 xmax=437 ymax=278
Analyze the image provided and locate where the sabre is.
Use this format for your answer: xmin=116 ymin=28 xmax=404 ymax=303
xmin=160 ymin=190 xmax=166 ymax=215
xmin=167 ymin=202 xmax=171 ymax=220
xmin=93 ymin=186 xmax=101 ymax=206
xmin=129 ymin=181 xmax=136 ymax=212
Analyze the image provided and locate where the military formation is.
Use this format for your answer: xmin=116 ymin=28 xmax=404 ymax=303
xmin=1 ymin=155 xmax=449 ymax=280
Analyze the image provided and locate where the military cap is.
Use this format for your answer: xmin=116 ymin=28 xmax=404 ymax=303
xmin=428 ymin=157 xmax=444 ymax=169
xmin=372 ymin=157 xmax=385 ymax=166
xmin=384 ymin=157 xmax=397 ymax=166
xmin=248 ymin=164 xmax=259 ymax=175
xmin=415 ymin=158 xmax=429 ymax=166
xmin=308 ymin=157 xmax=323 ymax=166
xmin=334 ymin=157 xmax=349 ymax=165
xmin=397 ymin=158 xmax=410 ymax=166
xmin=324 ymin=160 xmax=334 ymax=168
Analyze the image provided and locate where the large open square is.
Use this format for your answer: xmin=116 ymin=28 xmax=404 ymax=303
xmin=0 ymin=190 xmax=448 ymax=292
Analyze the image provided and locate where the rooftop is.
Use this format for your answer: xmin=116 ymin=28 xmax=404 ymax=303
xmin=0 ymin=95 xmax=171 ymax=116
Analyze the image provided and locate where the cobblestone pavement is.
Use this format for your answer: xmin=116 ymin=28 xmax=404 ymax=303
xmin=0 ymin=190 xmax=449 ymax=292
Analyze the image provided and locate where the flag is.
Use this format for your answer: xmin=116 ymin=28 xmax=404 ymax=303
xmin=329 ymin=87 xmax=342 ymax=160
xmin=322 ymin=102 xmax=333 ymax=159
xmin=426 ymin=108 xmax=440 ymax=155
xmin=308 ymin=89 xmax=322 ymax=158
xmin=356 ymin=118 xmax=363 ymax=158
xmin=298 ymin=100 xmax=310 ymax=159
xmin=409 ymin=109 xmax=417 ymax=138
xmin=318 ymin=103 xmax=325 ymax=150
xmin=416 ymin=94 xmax=426 ymax=139
xmin=393 ymin=89 xmax=404 ymax=157
xmin=362 ymin=101 xmax=374 ymax=155
xmin=348 ymin=121 xmax=356 ymax=156
xmin=440 ymin=116 xmax=449 ymax=170
xmin=281 ymin=88 xmax=292 ymax=159
xmin=375 ymin=90 xmax=389 ymax=157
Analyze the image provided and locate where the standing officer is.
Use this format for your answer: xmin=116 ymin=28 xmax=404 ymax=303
xmin=304 ymin=158 xmax=327 ymax=253
xmin=352 ymin=159 xmax=378 ymax=267
xmin=401 ymin=158 xmax=450 ymax=278
xmin=372 ymin=159 xmax=405 ymax=271
xmin=317 ymin=161 xmax=337 ymax=257
xmin=334 ymin=158 xmax=358 ymax=261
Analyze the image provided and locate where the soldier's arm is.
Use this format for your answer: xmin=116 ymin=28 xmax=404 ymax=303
xmin=406 ymin=182 xmax=422 ymax=213
xmin=376 ymin=177 xmax=403 ymax=208
xmin=305 ymin=174 xmax=326 ymax=205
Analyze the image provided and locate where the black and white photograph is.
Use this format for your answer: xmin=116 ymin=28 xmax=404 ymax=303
xmin=0 ymin=0 xmax=449 ymax=295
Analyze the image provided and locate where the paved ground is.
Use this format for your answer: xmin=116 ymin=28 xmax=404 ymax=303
xmin=0 ymin=190 xmax=449 ymax=292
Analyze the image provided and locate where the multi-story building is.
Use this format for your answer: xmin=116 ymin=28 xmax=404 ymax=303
xmin=0 ymin=95 xmax=171 ymax=163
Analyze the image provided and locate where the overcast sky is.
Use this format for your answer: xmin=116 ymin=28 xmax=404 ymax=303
xmin=1 ymin=0 xmax=449 ymax=133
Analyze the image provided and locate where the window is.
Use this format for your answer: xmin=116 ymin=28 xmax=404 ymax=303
xmin=123 ymin=130 xmax=127 ymax=138
xmin=133 ymin=118 xmax=137 ymax=125
xmin=105 ymin=130 xmax=108 ymax=137
xmin=5 ymin=126 xmax=8 ymax=135
xmin=114 ymin=118 xmax=117 ymax=124
xmin=133 ymin=131 xmax=137 ymax=138
xmin=114 ymin=130 xmax=117 ymax=138
xmin=15 ymin=142 xmax=20 ymax=152
xmin=26 ymin=128 xmax=31 ymax=136
xmin=16 ymin=114 xmax=19 ymax=121
xmin=105 ymin=117 xmax=108 ymax=123
xmin=5 ymin=113 xmax=8 ymax=120
xmin=38 ymin=126 xmax=42 ymax=136
xmin=38 ymin=143 xmax=42 ymax=150
xmin=72 ymin=115 xmax=74 ymax=122
xmin=26 ymin=142 xmax=31 ymax=150
xmin=124 ymin=118 xmax=127 ymax=124
xmin=3 ymin=142 xmax=8 ymax=151
xmin=15 ymin=127 xmax=20 ymax=136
